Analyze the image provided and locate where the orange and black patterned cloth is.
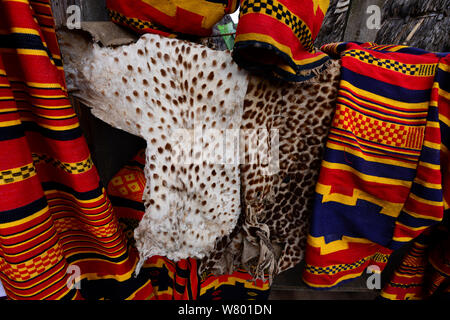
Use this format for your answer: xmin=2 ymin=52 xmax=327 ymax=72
xmin=0 ymin=0 xmax=269 ymax=300
xmin=0 ymin=0 xmax=133 ymax=299
xmin=380 ymin=216 xmax=450 ymax=300
xmin=302 ymin=42 xmax=450 ymax=289
xmin=232 ymin=0 xmax=331 ymax=82
xmin=106 ymin=0 xmax=239 ymax=37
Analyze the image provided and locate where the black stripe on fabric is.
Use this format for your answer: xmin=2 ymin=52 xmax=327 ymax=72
xmin=12 ymin=89 xmax=68 ymax=101
xmin=34 ymin=9 xmax=53 ymax=18
xmin=109 ymin=196 xmax=145 ymax=212
xmin=15 ymin=109 xmax=77 ymax=121
xmin=30 ymin=0 xmax=51 ymax=5
xmin=126 ymin=160 xmax=145 ymax=170
xmin=77 ymin=262 xmax=169 ymax=300
xmin=9 ymin=80 xmax=63 ymax=91
xmin=0 ymin=108 xmax=19 ymax=114
xmin=187 ymin=280 xmax=194 ymax=299
xmin=175 ymin=264 xmax=190 ymax=278
xmin=57 ymin=285 xmax=78 ymax=300
xmin=29 ymin=104 xmax=72 ymax=111
xmin=0 ymin=124 xmax=25 ymax=141
xmin=0 ymin=33 xmax=45 ymax=50
xmin=65 ymin=251 xmax=130 ymax=264
xmin=0 ymin=33 xmax=52 ymax=58
xmin=186 ymin=262 xmax=195 ymax=299
xmin=174 ymin=282 xmax=186 ymax=295
xmin=1 ymin=228 xmax=60 ymax=264
xmin=0 ymin=98 xmax=15 ymax=102
xmin=0 ymin=197 xmax=47 ymax=224
xmin=36 ymin=23 xmax=55 ymax=30
xmin=52 ymin=57 xmax=63 ymax=67
xmin=33 ymin=112 xmax=78 ymax=121
xmin=21 ymin=121 xmax=82 ymax=141
xmin=41 ymin=181 xmax=105 ymax=201
xmin=1 ymin=216 xmax=53 ymax=245
xmin=0 ymin=33 xmax=62 ymax=67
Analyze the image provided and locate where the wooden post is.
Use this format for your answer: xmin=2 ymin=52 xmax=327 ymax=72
xmin=51 ymin=0 xmax=108 ymax=29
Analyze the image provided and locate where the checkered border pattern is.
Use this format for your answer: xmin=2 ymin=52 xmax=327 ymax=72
xmin=384 ymin=281 xmax=422 ymax=289
xmin=240 ymin=0 xmax=315 ymax=52
xmin=0 ymin=246 xmax=63 ymax=281
xmin=0 ymin=163 xmax=35 ymax=184
xmin=53 ymin=216 xmax=119 ymax=238
xmin=107 ymin=9 xmax=174 ymax=34
xmin=371 ymin=252 xmax=390 ymax=264
xmin=334 ymin=107 xmax=412 ymax=149
xmin=32 ymin=153 xmax=93 ymax=174
xmin=343 ymin=50 xmax=437 ymax=76
xmin=305 ymin=256 xmax=369 ymax=275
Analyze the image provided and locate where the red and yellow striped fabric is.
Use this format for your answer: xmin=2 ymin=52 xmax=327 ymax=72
xmin=0 ymin=0 xmax=133 ymax=299
xmin=232 ymin=0 xmax=330 ymax=82
xmin=106 ymin=0 xmax=239 ymax=37
xmin=302 ymin=43 xmax=450 ymax=289
xmin=0 ymin=2 xmax=269 ymax=299
xmin=380 ymin=218 xmax=450 ymax=300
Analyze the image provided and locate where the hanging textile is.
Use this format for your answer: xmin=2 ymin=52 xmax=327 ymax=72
xmin=232 ymin=0 xmax=331 ymax=82
xmin=0 ymin=1 xmax=269 ymax=299
xmin=380 ymin=216 xmax=450 ymax=300
xmin=58 ymin=30 xmax=249 ymax=271
xmin=106 ymin=0 xmax=239 ymax=37
xmin=302 ymin=42 xmax=450 ymax=289
xmin=198 ymin=59 xmax=342 ymax=281
xmin=0 ymin=0 xmax=133 ymax=299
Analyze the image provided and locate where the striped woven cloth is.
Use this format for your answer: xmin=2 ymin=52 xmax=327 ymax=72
xmin=0 ymin=1 xmax=270 ymax=299
xmin=232 ymin=0 xmax=331 ymax=82
xmin=380 ymin=216 xmax=450 ymax=300
xmin=0 ymin=0 xmax=133 ymax=299
xmin=302 ymin=42 xmax=450 ymax=289
xmin=106 ymin=0 xmax=239 ymax=37
xmin=0 ymin=0 xmax=270 ymax=300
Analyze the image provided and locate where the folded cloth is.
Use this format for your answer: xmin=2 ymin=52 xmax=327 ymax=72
xmin=232 ymin=0 xmax=331 ymax=82
xmin=302 ymin=42 xmax=450 ymax=289
xmin=380 ymin=215 xmax=450 ymax=300
xmin=106 ymin=0 xmax=239 ymax=37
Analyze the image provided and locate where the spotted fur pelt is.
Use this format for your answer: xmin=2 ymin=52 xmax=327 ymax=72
xmin=59 ymin=32 xmax=249 ymax=270
xmin=198 ymin=60 xmax=341 ymax=281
